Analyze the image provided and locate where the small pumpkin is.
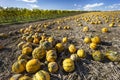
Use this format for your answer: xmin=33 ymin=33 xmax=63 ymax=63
xmin=33 ymin=70 xmax=50 ymax=80
xmin=26 ymin=59 xmax=41 ymax=73
xmin=41 ymin=41 xmax=53 ymax=50
xmin=55 ymin=43 xmax=64 ymax=53
xmin=32 ymin=46 xmax=46 ymax=59
xmin=101 ymin=28 xmax=108 ymax=33
xmin=84 ymin=37 xmax=91 ymax=43
xmin=63 ymin=58 xmax=75 ymax=72
xmin=68 ymin=44 xmax=77 ymax=54
xmin=92 ymin=51 xmax=103 ymax=61
xmin=62 ymin=37 xmax=68 ymax=44
xmin=48 ymin=62 xmax=58 ymax=73
xmin=83 ymin=26 xmax=89 ymax=32
xmin=12 ymin=59 xmax=27 ymax=73
xmin=77 ymin=49 xmax=86 ymax=58
xmin=46 ymin=50 xmax=57 ymax=62
xmin=91 ymin=36 xmax=101 ymax=44
xmin=33 ymin=37 xmax=39 ymax=44
xmin=90 ymin=43 xmax=97 ymax=50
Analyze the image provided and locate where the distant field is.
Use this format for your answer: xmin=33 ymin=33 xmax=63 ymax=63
xmin=0 ymin=7 xmax=90 ymax=25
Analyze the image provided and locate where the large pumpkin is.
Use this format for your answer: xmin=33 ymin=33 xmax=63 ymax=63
xmin=33 ymin=70 xmax=50 ymax=80
xmin=12 ymin=59 xmax=27 ymax=73
xmin=63 ymin=58 xmax=75 ymax=72
xmin=32 ymin=46 xmax=46 ymax=59
xmin=26 ymin=59 xmax=41 ymax=73
xmin=46 ymin=50 xmax=57 ymax=62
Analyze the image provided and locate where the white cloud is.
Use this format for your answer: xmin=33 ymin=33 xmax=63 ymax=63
xmin=27 ymin=4 xmax=39 ymax=8
xmin=22 ymin=0 xmax=37 ymax=3
xmin=105 ymin=4 xmax=120 ymax=10
xmin=73 ymin=3 xmax=82 ymax=10
xmin=83 ymin=3 xmax=104 ymax=10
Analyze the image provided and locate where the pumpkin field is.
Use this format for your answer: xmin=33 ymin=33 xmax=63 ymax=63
xmin=0 ymin=11 xmax=120 ymax=80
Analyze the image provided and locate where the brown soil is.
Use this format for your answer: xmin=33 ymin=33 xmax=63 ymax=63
xmin=0 ymin=12 xmax=120 ymax=80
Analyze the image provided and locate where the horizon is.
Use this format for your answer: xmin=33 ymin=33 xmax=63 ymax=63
xmin=0 ymin=0 xmax=120 ymax=11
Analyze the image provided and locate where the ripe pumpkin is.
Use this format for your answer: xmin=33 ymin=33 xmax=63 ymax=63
xmin=48 ymin=62 xmax=58 ymax=73
xmin=84 ymin=37 xmax=91 ymax=43
xmin=26 ymin=59 xmax=41 ymax=73
xmin=22 ymin=47 xmax=33 ymax=55
xmin=46 ymin=50 xmax=57 ymax=62
xmin=55 ymin=43 xmax=64 ymax=53
xmin=62 ymin=37 xmax=68 ymax=44
xmin=33 ymin=70 xmax=50 ymax=80
xmin=48 ymin=37 xmax=55 ymax=46
xmin=32 ymin=46 xmax=46 ymax=59
xmin=90 ymin=43 xmax=97 ymax=50
xmin=109 ymin=22 xmax=115 ymax=27
xmin=77 ymin=49 xmax=86 ymax=58
xmin=92 ymin=51 xmax=103 ymax=61
xmin=83 ymin=26 xmax=89 ymax=32
xmin=63 ymin=58 xmax=75 ymax=72
xmin=101 ymin=28 xmax=108 ymax=33
xmin=105 ymin=51 xmax=120 ymax=62
xmin=68 ymin=44 xmax=77 ymax=53
xmin=12 ymin=59 xmax=27 ymax=73
xmin=91 ymin=36 xmax=101 ymax=44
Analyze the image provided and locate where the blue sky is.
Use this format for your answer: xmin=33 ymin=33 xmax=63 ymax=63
xmin=0 ymin=0 xmax=120 ymax=11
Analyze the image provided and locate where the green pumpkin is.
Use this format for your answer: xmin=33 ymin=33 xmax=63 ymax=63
xmin=92 ymin=51 xmax=103 ymax=61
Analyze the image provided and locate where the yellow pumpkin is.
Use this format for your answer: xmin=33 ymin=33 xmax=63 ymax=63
xmin=63 ymin=58 xmax=75 ymax=72
xmin=48 ymin=37 xmax=55 ymax=46
xmin=26 ymin=59 xmax=41 ymax=73
xmin=84 ymin=37 xmax=91 ymax=43
xmin=46 ymin=50 xmax=57 ymax=62
xmin=48 ymin=62 xmax=58 ymax=73
xmin=62 ymin=37 xmax=68 ymax=43
xmin=92 ymin=51 xmax=103 ymax=61
xmin=109 ymin=22 xmax=115 ymax=27
xmin=83 ymin=26 xmax=89 ymax=32
xmin=12 ymin=59 xmax=27 ymax=73
xmin=91 ymin=36 xmax=101 ymax=44
xmin=68 ymin=44 xmax=76 ymax=53
xmin=32 ymin=46 xmax=46 ymax=59
xmin=33 ymin=70 xmax=50 ymax=80
xmin=90 ymin=43 xmax=97 ymax=50
xmin=101 ymin=28 xmax=108 ymax=33
xmin=77 ymin=49 xmax=86 ymax=58
xmin=22 ymin=47 xmax=33 ymax=55
xmin=55 ymin=43 xmax=64 ymax=53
